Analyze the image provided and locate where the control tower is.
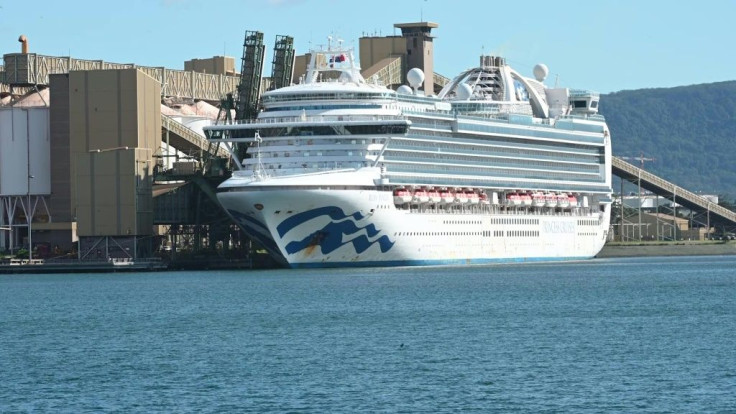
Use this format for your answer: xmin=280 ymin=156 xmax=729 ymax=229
xmin=393 ymin=22 xmax=438 ymax=94
xmin=358 ymin=22 xmax=440 ymax=94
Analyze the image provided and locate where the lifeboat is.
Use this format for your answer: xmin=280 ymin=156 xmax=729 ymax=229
xmin=479 ymin=192 xmax=490 ymax=205
xmin=427 ymin=188 xmax=442 ymax=204
xmin=393 ymin=188 xmax=412 ymax=204
xmin=544 ymin=193 xmax=557 ymax=208
xmin=532 ymin=192 xmax=546 ymax=207
xmin=557 ymin=193 xmax=570 ymax=208
xmin=568 ymin=194 xmax=578 ymax=208
xmin=455 ymin=190 xmax=469 ymax=204
xmin=413 ymin=188 xmax=430 ymax=204
xmin=506 ymin=192 xmax=522 ymax=206
xmin=466 ymin=189 xmax=480 ymax=205
xmin=439 ymin=188 xmax=455 ymax=205
xmin=520 ymin=192 xmax=533 ymax=206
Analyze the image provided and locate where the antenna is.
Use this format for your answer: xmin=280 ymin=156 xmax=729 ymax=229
xmin=253 ymin=130 xmax=269 ymax=180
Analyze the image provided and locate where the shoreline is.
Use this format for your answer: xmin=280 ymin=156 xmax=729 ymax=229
xmin=597 ymin=241 xmax=736 ymax=258
xmin=3 ymin=242 xmax=734 ymax=273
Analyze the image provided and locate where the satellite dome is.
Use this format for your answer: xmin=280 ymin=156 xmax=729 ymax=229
xmin=455 ymin=83 xmax=473 ymax=100
xmin=533 ymin=64 xmax=549 ymax=82
xmin=407 ymin=68 xmax=425 ymax=89
xmin=397 ymin=85 xmax=413 ymax=95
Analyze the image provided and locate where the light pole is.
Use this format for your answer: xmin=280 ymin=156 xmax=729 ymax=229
xmin=28 ymin=175 xmax=34 ymax=261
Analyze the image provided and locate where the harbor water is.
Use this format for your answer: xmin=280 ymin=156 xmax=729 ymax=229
xmin=1 ymin=256 xmax=735 ymax=412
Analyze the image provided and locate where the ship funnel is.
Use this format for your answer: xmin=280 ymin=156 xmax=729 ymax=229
xmin=18 ymin=35 xmax=28 ymax=54
xmin=480 ymin=55 xmax=505 ymax=68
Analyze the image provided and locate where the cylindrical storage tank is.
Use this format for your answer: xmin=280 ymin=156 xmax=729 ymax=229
xmin=0 ymin=107 xmax=51 ymax=196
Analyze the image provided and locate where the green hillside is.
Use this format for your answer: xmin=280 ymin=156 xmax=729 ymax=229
xmin=600 ymin=81 xmax=736 ymax=199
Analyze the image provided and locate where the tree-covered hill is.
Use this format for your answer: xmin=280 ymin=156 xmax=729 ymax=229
xmin=600 ymin=81 xmax=736 ymax=199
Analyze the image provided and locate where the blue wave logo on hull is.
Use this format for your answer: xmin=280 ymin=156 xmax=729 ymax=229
xmin=277 ymin=206 xmax=394 ymax=256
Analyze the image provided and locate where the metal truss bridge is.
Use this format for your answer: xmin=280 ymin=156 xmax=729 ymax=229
xmin=613 ymin=156 xmax=736 ymax=228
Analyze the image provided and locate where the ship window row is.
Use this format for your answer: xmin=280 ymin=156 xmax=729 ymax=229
xmin=253 ymin=124 xmax=408 ymax=137
xmin=442 ymin=129 xmax=602 ymax=151
xmin=410 ymin=121 xmax=454 ymax=131
xmin=457 ymin=122 xmax=604 ymax=143
xmin=394 ymin=231 xmax=483 ymax=237
xmin=389 ymin=143 xmax=602 ymax=164
xmin=443 ymin=220 xmax=482 ymax=225
xmin=388 ymin=164 xmax=603 ymax=182
xmin=263 ymin=104 xmax=383 ymax=112
xmin=406 ymin=127 xmax=600 ymax=150
xmin=253 ymin=161 xmax=370 ymax=171
xmin=554 ymin=120 xmax=606 ymax=133
xmin=506 ymin=230 xmax=539 ymax=237
xmin=384 ymin=150 xmax=601 ymax=172
xmin=397 ymin=139 xmax=601 ymax=161
xmin=493 ymin=218 xmax=539 ymax=226
xmin=577 ymin=219 xmax=600 ymax=226
xmin=267 ymin=137 xmax=386 ymax=146
xmin=409 ymin=118 xmax=454 ymax=127
xmin=261 ymin=150 xmax=378 ymax=158
xmin=578 ymin=232 xmax=597 ymax=237
xmin=398 ymin=135 xmax=602 ymax=156
xmin=262 ymin=91 xmax=395 ymax=103
xmin=396 ymin=95 xmax=447 ymax=105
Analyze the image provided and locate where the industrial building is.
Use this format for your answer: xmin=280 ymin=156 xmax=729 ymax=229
xmin=0 ymin=23 xmax=451 ymax=264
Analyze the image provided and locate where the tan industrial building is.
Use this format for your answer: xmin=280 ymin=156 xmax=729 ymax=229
xmin=359 ymin=22 xmax=438 ymax=93
xmin=1 ymin=22 xmax=450 ymax=260
xmin=184 ymin=56 xmax=236 ymax=76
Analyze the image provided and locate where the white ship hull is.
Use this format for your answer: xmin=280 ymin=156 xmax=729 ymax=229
xmin=205 ymin=44 xmax=613 ymax=269
xmin=218 ymin=177 xmax=610 ymax=268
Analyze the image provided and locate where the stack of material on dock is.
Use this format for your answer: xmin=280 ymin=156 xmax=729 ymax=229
xmin=161 ymin=104 xmax=181 ymax=116
xmin=12 ymin=89 xmax=49 ymax=107
xmin=190 ymin=101 xmax=219 ymax=119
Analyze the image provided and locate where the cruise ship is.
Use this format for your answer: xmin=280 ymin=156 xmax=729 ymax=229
xmin=204 ymin=45 xmax=612 ymax=268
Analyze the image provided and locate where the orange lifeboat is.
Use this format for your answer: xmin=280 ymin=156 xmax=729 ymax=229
xmin=520 ymin=192 xmax=532 ymax=206
xmin=544 ymin=192 xmax=557 ymax=208
xmin=532 ymin=192 xmax=546 ymax=207
xmin=557 ymin=193 xmax=570 ymax=208
xmin=455 ymin=190 xmax=469 ymax=204
xmin=439 ymin=188 xmax=455 ymax=205
xmin=466 ymin=189 xmax=480 ymax=205
xmin=568 ymin=194 xmax=578 ymax=208
xmin=427 ymin=188 xmax=442 ymax=204
xmin=479 ymin=192 xmax=490 ymax=205
xmin=393 ymin=188 xmax=412 ymax=204
xmin=413 ymin=188 xmax=430 ymax=204
xmin=506 ymin=192 xmax=522 ymax=206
